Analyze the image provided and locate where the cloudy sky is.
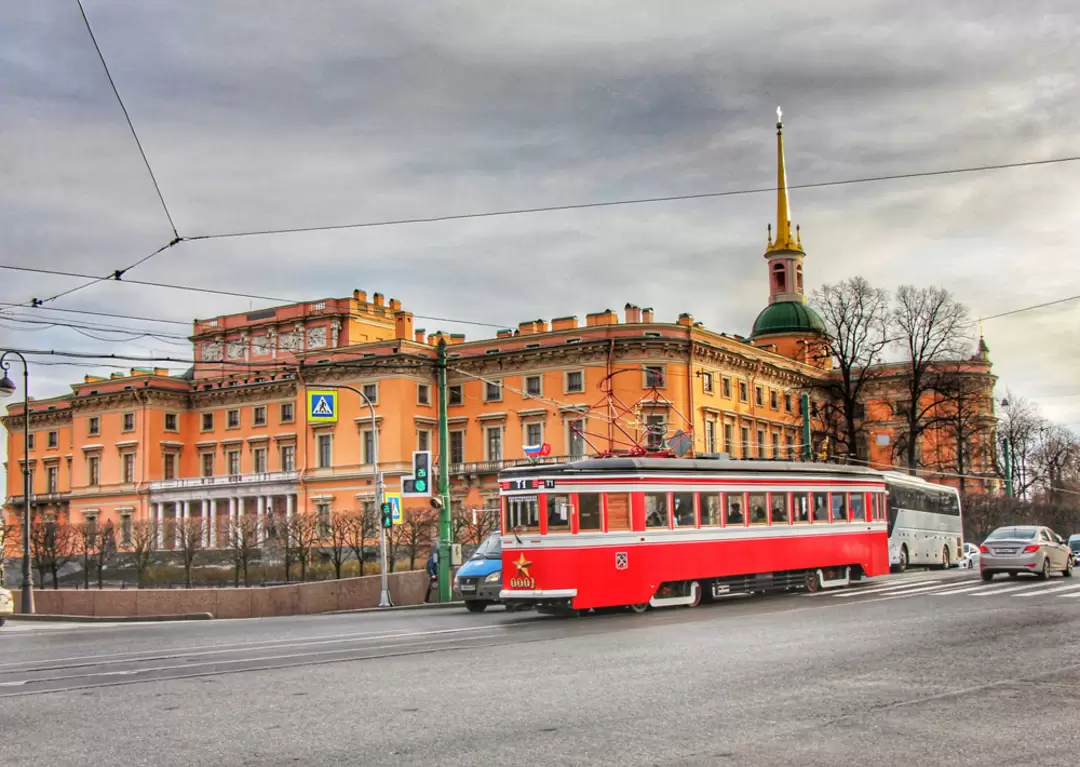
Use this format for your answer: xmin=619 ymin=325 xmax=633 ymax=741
xmin=2 ymin=0 xmax=1079 ymax=468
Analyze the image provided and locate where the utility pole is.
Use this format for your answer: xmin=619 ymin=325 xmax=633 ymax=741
xmin=436 ymin=338 xmax=453 ymax=602
xmin=801 ymin=392 xmax=812 ymax=462
xmin=0 ymin=351 xmax=34 ymax=614
xmin=1003 ymin=436 xmax=1013 ymax=498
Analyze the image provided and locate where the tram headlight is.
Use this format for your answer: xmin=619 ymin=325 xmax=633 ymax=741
xmin=485 ymin=570 xmax=501 ymax=584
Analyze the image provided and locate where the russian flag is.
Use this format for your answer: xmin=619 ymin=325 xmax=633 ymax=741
xmin=524 ymin=443 xmax=551 ymax=458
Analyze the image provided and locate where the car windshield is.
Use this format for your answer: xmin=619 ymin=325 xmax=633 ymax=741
xmin=470 ymin=534 xmax=502 ymax=560
xmin=1070 ymin=540 xmax=1080 ymax=553
xmin=986 ymin=527 xmax=1037 ymax=540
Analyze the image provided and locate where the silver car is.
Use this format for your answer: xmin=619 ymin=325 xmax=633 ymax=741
xmin=979 ymin=525 xmax=1075 ymax=581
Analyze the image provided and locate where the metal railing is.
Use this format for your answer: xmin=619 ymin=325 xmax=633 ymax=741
xmin=149 ymin=470 xmax=300 ymax=490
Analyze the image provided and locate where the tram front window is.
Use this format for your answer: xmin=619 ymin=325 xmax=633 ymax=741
xmin=547 ymin=494 xmax=572 ymax=532
xmin=507 ymin=495 xmax=540 ymax=532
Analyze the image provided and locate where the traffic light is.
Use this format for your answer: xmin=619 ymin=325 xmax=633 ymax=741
xmin=380 ymin=502 xmax=393 ymax=529
xmin=401 ymin=450 xmax=432 ymax=497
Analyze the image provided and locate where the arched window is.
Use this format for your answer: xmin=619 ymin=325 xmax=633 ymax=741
xmin=796 ymin=264 xmax=804 ymax=292
xmin=772 ymin=262 xmax=786 ymax=292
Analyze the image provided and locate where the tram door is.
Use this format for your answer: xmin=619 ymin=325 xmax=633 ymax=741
xmin=606 ymin=493 xmax=631 ymax=532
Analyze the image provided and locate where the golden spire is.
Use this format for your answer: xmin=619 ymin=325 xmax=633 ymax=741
xmin=767 ymin=106 xmax=801 ymax=253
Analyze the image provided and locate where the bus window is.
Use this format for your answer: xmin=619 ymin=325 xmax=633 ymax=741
xmin=546 ymin=494 xmax=572 ymax=532
xmin=578 ymin=494 xmax=602 ymax=531
xmin=831 ymin=493 xmax=847 ymax=521
xmin=507 ymin=495 xmax=540 ymax=532
xmin=812 ymin=493 xmax=829 ymax=522
xmin=793 ymin=494 xmax=810 ymax=523
xmin=850 ymin=493 xmax=865 ymax=521
xmin=726 ymin=493 xmax=745 ymax=526
xmin=645 ymin=493 xmax=669 ymax=528
xmin=771 ymin=493 xmax=789 ymax=524
xmin=748 ymin=493 xmax=768 ymax=525
xmin=673 ymin=493 xmax=695 ymax=527
xmin=700 ymin=494 xmax=721 ymax=526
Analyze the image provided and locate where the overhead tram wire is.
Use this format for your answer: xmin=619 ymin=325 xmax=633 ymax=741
xmin=981 ymin=293 xmax=1080 ymax=321
xmin=0 ymin=301 xmax=191 ymax=327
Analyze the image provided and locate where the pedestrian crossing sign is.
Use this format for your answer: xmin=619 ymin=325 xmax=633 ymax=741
xmin=307 ymin=390 xmax=338 ymax=423
xmin=385 ymin=492 xmax=403 ymax=526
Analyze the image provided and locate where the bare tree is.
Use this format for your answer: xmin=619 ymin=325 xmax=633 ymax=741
xmin=76 ymin=521 xmax=97 ymax=590
xmin=128 ymin=519 xmax=158 ymax=588
xmin=1030 ymin=424 xmax=1079 ymax=505
xmin=810 ymin=277 xmax=893 ymax=461
xmin=326 ymin=510 xmax=352 ymax=579
xmin=452 ymin=504 xmax=500 ymax=547
xmin=29 ymin=515 xmax=76 ymax=589
xmin=94 ymin=521 xmax=116 ymax=589
xmin=392 ymin=507 xmax=437 ymax=571
xmin=995 ymin=392 xmax=1043 ymax=499
xmin=177 ymin=517 xmax=205 ymax=588
xmin=289 ymin=512 xmax=320 ymax=581
xmin=227 ymin=515 xmax=260 ymax=587
xmin=345 ymin=506 xmax=378 ymax=575
xmin=0 ymin=516 xmax=12 ymax=587
xmin=930 ymin=369 xmax=995 ymax=497
xmin=892 ymin=285 xmax=972 ymax=474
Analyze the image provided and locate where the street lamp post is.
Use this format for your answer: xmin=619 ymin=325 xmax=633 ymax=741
xmin=0 ymin=350 xmax=35 ymax=614
xmin=308 ymin=384 xmax=392 ymax=608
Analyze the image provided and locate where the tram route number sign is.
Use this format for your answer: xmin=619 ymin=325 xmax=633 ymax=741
xmin=507 ymin=478 xmax=556 ymax=491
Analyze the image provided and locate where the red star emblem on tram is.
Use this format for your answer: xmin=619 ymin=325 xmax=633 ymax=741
xmin=513 ymin=553 xmax=532 ymax=578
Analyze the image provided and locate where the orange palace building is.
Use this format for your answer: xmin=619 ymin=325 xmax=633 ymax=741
xmin=3 ymin=117 xmax=997 ymax=552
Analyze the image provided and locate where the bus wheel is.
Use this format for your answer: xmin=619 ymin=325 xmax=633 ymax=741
xmin=897 ymin=546 xmax=909 ymax=573
xmin=804 ymin=570 xmax=822 ymax=594
xmin=628 ymin=603 xmax=650 ymax=614
xmin=938 ymin=546 xmax=950 ymax=570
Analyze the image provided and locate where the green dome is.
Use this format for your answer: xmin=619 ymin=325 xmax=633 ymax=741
xmin=751 ymin=301 xmax=825 ymax=338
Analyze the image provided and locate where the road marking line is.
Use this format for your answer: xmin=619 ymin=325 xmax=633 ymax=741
xmin=927 ymin=584 xmax=998 ymax=595
xmin=854 ymin=584 xmax=951 ymax=601
xmin=1061 ymin=591 xmax=1080 ymax=598
xmin=971 ymin=582 xmax=1048 ymax=596
xmin=830 ymin=580 xmax=943 ymax=598
xmin=1014 ymin=583 xmax=1080 ymax=597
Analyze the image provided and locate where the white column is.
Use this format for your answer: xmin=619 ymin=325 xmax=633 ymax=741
xmin=178 ymin=500 xmax=188 ymax=547
xmin=155 ymin=502 xmax=164 ymax=548
xmin=201 ymin=499 xmax=210 ymax=546
xmin=229 ymin=497 xmax=238 ymax=544
xmin=256 ymin=496 xmax=265 ymax=541
xmin=209 ymin=499 xmax=217 ymax=548
xmin=286 ymin=493 xmax=294 ymax=522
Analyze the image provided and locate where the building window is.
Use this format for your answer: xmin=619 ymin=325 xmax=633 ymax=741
xmin=568 ymin=418 xmax=586 ymax=457
xmin=738 ymin=382 xmax=748 ymax=403
xmin=565 ymin=370 xmax=584 ymax=394
xmin=122 ymin=413 xmax=135 ymax=432
xmin=755 ymin=386 xmax=764 ymax=407
xmin=252 ymin=406 xmax=267 ymax=427
xmin=418 ymin=383 xmax=431 ymax=405
xmin=362 ymin=383 xmax=378 ymax=404
xmin=723 ymin=423 xmax=733 ymax=454
xmin=417 ymin=429 xmax=431 ymax=452
xmin=227 ymin=409 xmax=240 ymax=429
xmin=449 ymin=431 xmax=465 ymax=464
xmin=704 ymin=420 xmax=717 ymax=454
xmin=362 ymin=429 xmax=375 ymax=465
xmin=702 ymin=372 xmax=713 ymax=393
xmin=87 ymin=455 xmax=100 ymax=486
xmin=756 ymin=429 xmax=765 ymax=458
xmin=227 ymin=450 xmax=241 ymax=476
xmin=784 ymin=393 xmax=793 ymax=413
xmin=316 ymin=503 xmax=332 ymax=537
xmin=201 ymin=452 xmax=214 ymax=477
xmin=88 ymin=417 xmax=100 ymax=436
xmin=525 ymin=422 xmax=543 ymax=448
xmin=770 ymin=390 xmax=779 ymax=410
xmin=525 ymin=375 xmax=542 ymax=397
xmin=741 ymin=426 xmax=750 ymax=458
xmin=772 ymin=262 xmax=787 ymax=292
xmin=27 ymin=433 xmax=34 ymax=450
xmin=280 ymin=445 xmax=295 ymax=472
xmin=46 ymin=466 xmax=58 ymax=494
xmin=253 ymin=447 xmax=267 ymax=473
xmin=317 ymin=434 xmax=333 ymax=468
xmin=121 ymin=452 xmax=135 ymax=483
xmin=485 ymin=427 xmax=503 ymax=462
xmin=448 ymin=385 xmax=463 ymax=406
xmin=722 ymin=377 xmax=732 ymax=399
xmin=47 ymin=431 xmax=58 ymax=448
xmin=644 ymin=365 xmax=666 ymax=388
xmin=202 ymin=412 xmax=214 ymax=431
xmin=484 ymin=379 xmax=503 ymax=402
xmin=120 ymin=515 xmax=133 ymax=547
xmin=280 ymin=403 xmax=294 ymax=423
xmin=645 ymin=414 xmax=666 ymax=450
xmin=165 ymin=413 xmax=179 ymax=431
xmin=771 ymin=432 xmax=780 ymax=459
xmin=163 ymin=453 xmax=177 ymax=480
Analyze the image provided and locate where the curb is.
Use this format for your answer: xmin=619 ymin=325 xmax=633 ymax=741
xmin=326 ymin=601 xmax=465 ymax=616
xmin=7 ymin=612 xmax=214 ymax=623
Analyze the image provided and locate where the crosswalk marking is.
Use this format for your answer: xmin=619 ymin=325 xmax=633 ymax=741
xmin=1062 ymin=590 xmax=1080 ymax=598
xmin=1013 ymin=583 xmax=1080 ymax=597
xmin=928 ymin=584 xmax=996 ymax=595
xmin=971 ymin=582 xmax=1046 ymax=596
xmin=831 ymin=580 xmax=941 ymax=598
xmin=863 ymin=583 xmax=950 ymax=598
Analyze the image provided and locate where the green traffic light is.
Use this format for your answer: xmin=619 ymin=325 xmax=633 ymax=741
xmin=415 ymin=479 xmax=427 ymax=492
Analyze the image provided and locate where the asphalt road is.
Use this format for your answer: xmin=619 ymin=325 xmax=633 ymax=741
xmin=2 ymin=568 xmax=1079 ymax=766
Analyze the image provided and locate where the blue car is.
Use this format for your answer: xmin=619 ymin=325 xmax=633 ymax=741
xmin=453 ymin=533 xmax=503 ymax=612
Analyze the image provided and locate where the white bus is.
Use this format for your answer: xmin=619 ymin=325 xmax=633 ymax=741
xmin=884 ymin=472 xmax=963 ymax=572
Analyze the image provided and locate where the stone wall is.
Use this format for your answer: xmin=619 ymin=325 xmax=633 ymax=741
xmin=10 ymin=569 xmax=442 ymax=619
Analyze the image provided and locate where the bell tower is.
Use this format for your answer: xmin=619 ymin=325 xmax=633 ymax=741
xmin=764 ymin=106 xmax=806 ymax=306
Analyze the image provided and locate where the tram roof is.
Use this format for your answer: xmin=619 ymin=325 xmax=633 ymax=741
xmin=500 ymin=457 xmax=888 ymax=479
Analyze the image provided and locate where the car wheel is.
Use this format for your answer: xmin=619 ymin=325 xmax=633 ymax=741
xmin=1038 ymin=559 xmax=1051 ymax=581
xmin=980 ymin=570 xmax=994 ymax=582
xmin=1064 ymin=557 xmax=1074 ymax=578
xmin=0 ymin=616 xmax=6 ymax=627
xmin=465 ymin=600 xmax=489 ymax=613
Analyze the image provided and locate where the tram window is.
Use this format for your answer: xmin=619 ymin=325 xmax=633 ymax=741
xmin=771 ymin=493 xmax=789 ymax=524
xmin=850 ymin=493 xmax=865 ymax=521
xmin=645 ymin=493 xmax=669 ymax=528
xmin=578 ymin=494 xmax=602 ymax=531
xmin=793 ymin=494 xmax=810 ymax=523
xmin=507 ymin=495 xmax=540 ymax=532
xmin=700 ymin=494 xmax=721 ymax=526
xmin=546 ymin=494 xmax=572 ymax=532
xmin=831 ymin=493 xmax=847 ymax=521
xmin=726 ymin=494 xmax=745 ymax=525
xmin=673 ymin=493 xmax=695 ymax=527
xmin=748 ymin=493 xmax=768 ymax=525
xmin=812 ymin=493 xmax=829 ymax=522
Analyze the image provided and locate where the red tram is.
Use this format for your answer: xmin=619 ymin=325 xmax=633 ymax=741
xmin=498 ymin=457 xmax=890 ymax=613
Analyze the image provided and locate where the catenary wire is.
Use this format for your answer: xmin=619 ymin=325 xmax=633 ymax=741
xmin=0 ymin=301 xmax=191 ymax=326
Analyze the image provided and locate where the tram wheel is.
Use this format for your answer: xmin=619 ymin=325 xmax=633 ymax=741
xmin=804 ymin=570 xmax=822 ymax=594
xmin=686 ymin=581 xmax=702 ymax=608
xmin=628 ymin=603 xmax=650 ymax=614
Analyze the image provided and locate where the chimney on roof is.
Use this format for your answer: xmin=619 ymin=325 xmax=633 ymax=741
xmin=373 ymin=293 xmax=385 ymax=308
xmin=624 ymin=303 xmax=642 ymax=323
xmin=353 ymin=289 xmax=367 ymax=303
xmin=450 ymin=333 xmax=466 ymax=345
xmin=153 ymin=368 xmax=168 ymax=376
xmin=518 ymin=321 xmax=535 ymax=336
xmin=496 ymin=328 xmax=513 ymax=339
xmin=395 ymin=311 xmax=414 ymax=340
xmin=389 ymin=298 xmax=401 ymax=312
xmin=414 ymin=327 xmax=426 ymax=344
xmin=534 ymin=319 xmax=548 ymax=334
xmin=642 ymin=307 xmax=654 ymax=323
xmin=678 ymin=313 xmax=693 ymax=327
xmin=551 ymin=316 xmax=577 ymax=331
